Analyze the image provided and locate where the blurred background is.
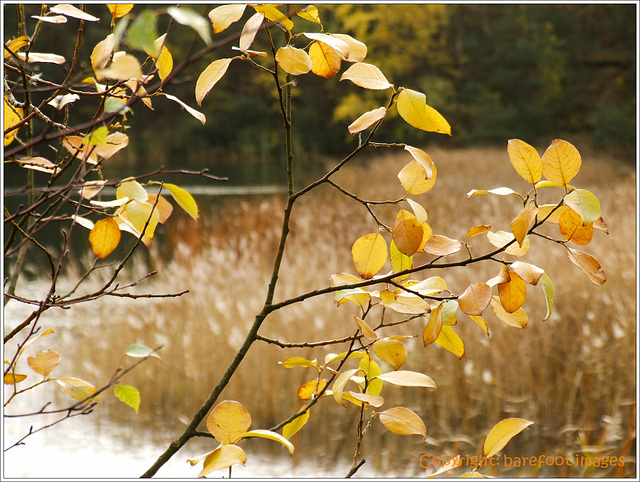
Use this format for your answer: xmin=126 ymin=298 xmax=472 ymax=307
xmin=3 ymin=3 xmax=637 ymax=478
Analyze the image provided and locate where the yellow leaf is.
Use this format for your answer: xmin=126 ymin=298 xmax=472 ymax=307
xmin=540 ymin=273 xmax=554 ymax=321
xmin=195 ymin=58 xmax=234 ymax=106
xmin=559 ymin=209 xmax=594 ymax=245
xmin=468 ymin=314 xmax=490 ymax=336
xmin=163 ymin=183 xmax=199 ymax=220
xmin=396 ymin=88 xmax=451 ymax=135
xmin=239 ymin=429 xmax=295 ymax=455
xmin=510 ymin=261 xmax=544 ymax=285
xmin=296 ymin=5 xmax=321 ymax=25
xmin=89 ymin=218 xmax=121 ymax=259
xmin=510 ymin=202 xmax=538 ymax=247
xmin=276 ymin=46 xmax=312 ymax=76
xmin=331 ymin=33 xmax=367 ymax=62
xmin=4 ymin=96 xmax=23 ymax=146
xmin=423 ymin=303 xmax=443 ymax=346
xmin=239 ymin=12 xmax=265 ymax=51
xmin=156 ymin=45 xmax=173 ymax=81
xmin=56 ymin=377 xmax=98 ymax=402
xmin=434 ymin=325 xmax=465 ymax=359
xmin=484 ymin=418 xmax=534 ymax=458
xmin=390 ymin=240 xmax=413 ymax=282
xmin=351 ymin=233 xmax=387 ymax=279
xmin=536 ymin=204 xmax=569 ymax=224
xmin=278 ymin=357 xmax=317 ymax=369
xmin=4 ymin=373 xmax=27 ymax=384
xmin=406 ymin=198 xmax=427 ymax=225
xmin=340 ymin=62 xmax=392 ymax=90
xmin=207 ymin=400 xmax=252 ymax=444
xmin=252 ymin=4 xmax=293 ymax=30
xmin=380 ymin=290 xmax=430 ymax=315
xmin=458 ymin=283 xmax=491 ymax=316
xmin=375 ymin=370 xmax=436 ymax=389
xmin=404 ymin=145 xmax=434 ymax=179
xmin=15 ymin=52 xmax=66 ymax=64
xmin=116 ymin=179 xmax=147 ymax=201
xmin=393 ymin=210 xmax=423 ymax=256
xmin=507 ymin=139 xmax=542 ymax=184
xmin=359 ymin=357 xmax=383 ymax=396
xmin=332 ymin=368 xmax=359 ymax=406
xmin=297 ymin=380 xmax=327 ymax=400
xmin=354 ymin=316 xmax=377 ymax=341
xmin=6 ymin=35 xmax=30 ymax=54
xmin=541 ymin=139 xmax=581 ymax=187
xmin=283 ymin=411 xmax=310 ymax=440
xmin=208 ymin=4 xmax=246 ymax=34
xmin=379 ymin=406 xmax=427 ymax=438
xmin=486 ymin=264 xmax=510 ymax=288
xmin=466 ymin=224 xmax=492 ymax=240
xmin=114 ymin=385 xmax=141 ymax=414
xmin=344 ymin=391 xmax=384 ymax=408
xmin=125 ymin=200 xmax=160 ymax=239
xmin=398 ymin=159 xmax=436 ymax=195
xmin=94 ymin=132 xmax=129 ymax=160
xmin=91 ymin=34 xmax=115 ymax=75
xmin=416 ymin=222 xmax=434 ymax=253
xmin=348 ymin=107 xmax=386 ymax=134
xmin=498 ymin=271 xmax=527 ymax=313
xmin=199 ymin=445 xmax=247 ymax=477
xmin=101 ymin=53 xmax=143 ymax=81
xmin=409 ymin=276 xmax=447 ymax=296
xmin=27 ymin=349 xmax=60 ymax=377
xmin=486 ymin=230 xmax=530 ymax=257
xmin=490 ymin=296 xmax=527 ymax=328
xmin=304 ymin=33 xmax=350 ymax=58
xmin=564 ymin=188 xmax=601 ymax=225
xmin=107 ymin=4 xmax=133 ymax=18
xmin=308 ymin=40 xmax=342 ymax=79
xmin=567 ymin=247 xmax=606 ymax=285
xmin=374 ymin=338 xmax=407 ymax=370
xmin=422 ymin=234 xmax=462 ymax=257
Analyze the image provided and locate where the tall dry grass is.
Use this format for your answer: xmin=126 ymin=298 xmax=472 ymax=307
xmin=8 ymin=146 xmax=635 ymax=477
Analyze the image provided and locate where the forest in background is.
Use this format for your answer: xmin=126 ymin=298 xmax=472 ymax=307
xmin=3 ymin=3 xmax=636 ymax=184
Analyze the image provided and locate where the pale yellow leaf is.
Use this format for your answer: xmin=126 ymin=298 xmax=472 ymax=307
xmin=162 ymin=93 xmax=206 ymax=124
xmin=89 ymin=218 xmax=121 ymax=259
xmin=51 ymin=4 xmax=100 ymax=22
xmin=239 ymin=429 xmax=294 ymax=455
xmin=195 ymin=58 xmax=234 ymax=106
xmin=375 ymin=370 xmax=436 ymax=389
xmin=32 ymin=14 xmax=67 ymax=23
xmin=348 ymin=107 xmax=386 ymax=134
xmin=332 ymin=368 xmax=359 ymax=406
xmin=541 ymin=139 xmax=581 ymax=187
xmin=340 ymin=62 xmax=392 ymax=90
xmin=484 ymin=418 xmax=534 ymax=458
xmin=207 ymin=400 xmax=252 ymax=444
xmin=331 ymin=33 xmax=367 ymax=62
xmin=15 ymin=52 xmax=66 ymax=64
xmin=379 ymin=406 xmax=427 ymax=438
xmin=239 ymin=12 xmax=264 ymax=51
xmin=101 ymin=53 xmax=143 ymax=81
xmin=13 ymin=156 xmax=58 ymax=174
xmin=304 ymin=33 xmax=350 ymax=58
xmin=275 ymin=46 xmax=312 ymax=76
xmin=380 ymin=290 xmax=430 ymax=315
xmin=354 ymin=316 xmax=377 ymax=341
xmin=199 ymin=445 xmax=247 ymax=477
xmin=344 ymin=391 xmax=384 ymax=408
xmin=490 ymin=296 xmax=527 ymax=328
xmin=396 ymin=88 xmax=451 ymax=135
xmin=423 ymin=303 xmax=443 ymax=346
xmin=510 ymin=261 xmax=544 ymax=285
xmin=422 ymin=235 xmax=462 ymax=257
xmin=511 ymin=202 xmax=538 ymax=247
xmin=486 ymin=230 xmax=529 ymax=257
xmin=116 ymin=179 xmax=147 ymax=201
xmin=398 ymin=159 xmax=436 ymax=195
xmin=467 ymin=187 xmax=519 ymax=198
xmin=540 ymin=273 xmax=554 ymax=321
xmin=536 ymin=204 xmax=569 ymax=224
xmin=564 ymin=188 xmax=601 ymax=225
xmin=91 ymin=34 xmax=115 ymax=74
xmin=125 ymin=200 xmax=160 ymax=239
xmin=56 ymin=377 xmax=97 ymax=402
xmin=507 ymin=139 xmax=542 ymax=184
xmin=406 ymin=198 xmax=427 ymax=225
xmin=208 ymin=4 xmax=246 ymax=34
xmin=404 ymin=145 xmax=433 ymax=178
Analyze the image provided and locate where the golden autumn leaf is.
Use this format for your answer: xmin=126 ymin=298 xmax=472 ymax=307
xmin=406 ymin=198 xmax=427 ymax=225
xmin=91 ymin=34 xmax=115 ymax=75
xmin=297 ymin=380 xmax=327 ymax=400
xmin=423 ymin=303 xmax=443 ymax=346
xmin=207 ymin=400 xmax=252 ymax=444
xmin=195 ymin=58 xmax=234 ymax=106
xmin=107 ymin=4 xmax=134 ymax=18
xmin=540 ymin=273 xmax=554 ymax=320
xmin=163 ymin=183 xmax=198 ymax=220
xmin=511 ymin=202 xmax=538 ymax=247
xmin=393 ymin=209 xmax=424 ymax=256
xmin=4 ymin=373 xmax=27 ymax=384
xmin=332 ymin=368 xmax=359 ymax=406
xmin=354 ymin=316 xmax=378 ymax=341
xmin=490 ymin=296 xmax=527 ymax=328
xmin=466 ymin=224 xmax=492 ymax=240
xmin=390 ymin=240 xmax=413 ymax=281
xmin=404 ymin=145 xmax=434 ymax=179
xmin=416 ymin=222 xmax=434 ymax=253
xmin=536 ymin=204 xmax=569 ymax=224
xmin=89 ymin=218 xmax=121 ymax=259
xmin=297 ymin=5 xmax=321 ymax=24
xmin=252 ymin=4 xmax=293 ymax=31
xmin=486 ymin=230 xmax=530 ymax=257
xmin=331 ymin=33 xmax=367 ymax=62
xmin=434 ymin=325 xmax=465 ymax=359
xmin=484 ymin=418 xmax=534 ymax=458
xmin=398 ymin=159 xmax=436 ymax=195
xmin=379 ymin=406 xmax=427 ymax=438
xmin=276 ymin=45 xmax=312 ymax=76
xmin=348 ymin=107 xmax=386 ymax=134
xmin=507 ymin=139 xmax=542 ymax=184
xmin=351 ymin=233 xmax=387 ymax=279
xmin=340 ymin=62 xmax=392 ymax=90
xmin=27 ymin=349 xmax=61 ymax=377
xmin=209 ymin=4 xmax=246 ymax=33
xmin=498 ymin=271 xmax=527 ymax=313
xmin=374 ymin=338 xmax=407 ymax=370
xmin=279 ymin=357 xmax=317 ymax=368
xmin=567 ymin=247 xmax=606 ymax=285
xmin=283 ymin=411 xmax=310 ymax=439
xmin=559 ymin=209 xmax=594 ymax=245
xmin=541 ymin=139 xmax=581 ymax=187
xmin=468 ymin=314 xmax=490 ymax=336
xmin=396 ymin=88 xmax=451 ymax=135
xmin=344 ymin=391 xmax=384 ymax=408
xmin=308 ymin=40 xmax=342 ymax=79
xmin=5 ymin=35 xmax=30 ymax=53
xmin=304 ymin=33 xmax=350 ymax=58
xmin=458 ymin=283 xmax=492 ymax=316
xmin=4 ymin=96 xmax=23 ymax=146
xmin=199 ymin=445 xmax=247 ymax=477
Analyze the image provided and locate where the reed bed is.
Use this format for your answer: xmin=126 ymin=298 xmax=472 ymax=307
xmin=8 ymin=146 xmax=635 ymax=477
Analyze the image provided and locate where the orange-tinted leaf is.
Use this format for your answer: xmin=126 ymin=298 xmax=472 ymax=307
xmin=498 ymin=271 xmax=527 ymax=313
xmin=89 ymin=218 xmax=121 ymax=259
xmin=490 ymin=296 xmax=527 ymax=328
xmin=276 ymin=45 xmax=312 ymax=76
xmin=466 ymin=224 xmax=491 ymax=240
xmin=567 ymin=247 xmax=606 ymax=285
xmin=559 ymin=209 xmax=594 ymax=245
xmin=511 ymin=202 xmax=538 ymax=247
xmin=207 ymin=400 xmax=252 ymax=444
xmin=146 ymin=193 xmax=173 ymax=224
xmin=458 ymin=283 xmax=492 ymax=316
xmin=507 ymin=139 xmax=542 ymax=184
xmin=297 ymin=380 xmax=327 ymax=400
xmin=351 ymin=233 xmax=387 ymax=279
xmin=340 ymin=62 xmax=392 ymax=90
xmin=416 ymin=222 xmax=434 ymax=253
xmin=27 ymin=349 xmax=61 ymax=377
xmin=107 ymin=4 xmax=133 ymax=18
xmin=379 ymin=406 xmax=427 ymax=438
xmin=541 ymin=139 xmax=581 ymax=187
xmin=484 ymin=418 xmax=534 ymax=458
xmin=423 ymin=303 xmax=443 ymax=346
xmin=422 ymin=235 xmax=462 ymax=257
xmin=308 ymin=40 xmax=342 ymax=79
xmin=4 ymin=373 xmax=27 ymax=384
xmin=393 ymin=210 xmax=423 ymax=256
xmin=537 ymin=204 xmax=569 ymax=224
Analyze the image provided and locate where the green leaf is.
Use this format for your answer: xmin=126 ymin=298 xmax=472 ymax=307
xmin=163 ymin=183 xmax=199 ymax=220
xmin=167 ymin=6 xmax=212 ymax=46
xmin=564 ymin=188 xmax=601 ymax=225
xmin=85 ymin=126 xmax=108 ymax=146
xmin=114 ymin=385 xmax=141 ymax=414
xmin=56 ymin=377 xmax=98 ymax=402
xmin=283 ymin=411 xmax=310 ymax=439
xmin=127 ymin=9 xmax=158 ymax=55
xmin=484 ymin=418 xmax=534 ymax=458
xmin=124 ymin=344 xmax=161 ymax=359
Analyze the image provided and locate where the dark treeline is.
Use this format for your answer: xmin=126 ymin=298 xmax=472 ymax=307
xmin=4 ymin=4 xmax=636 ymax=185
